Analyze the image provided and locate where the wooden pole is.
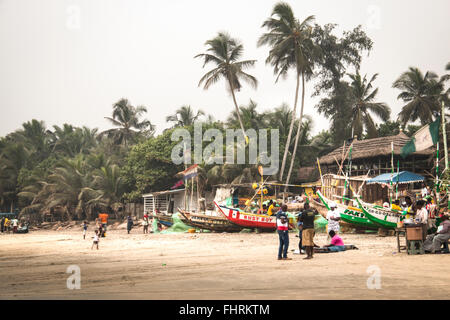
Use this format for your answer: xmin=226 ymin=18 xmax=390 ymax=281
xmin=317 ymin=158 xmax=324 ymax=186
xmin=261 ymin=173 xmax=264 ymax=212
xmin=190 ymin=177 xmax=194 ymax=211
xmin=442 ymin=101 xmax=449 ymax=171
xmin=196 ymin=176 xmax=200 ymax=212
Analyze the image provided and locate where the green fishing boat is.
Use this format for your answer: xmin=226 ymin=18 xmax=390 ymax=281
xmin=315 ymin=191 xmax=378 ymax=230
xmin=355 ymin=197 xmax=404 ymax=229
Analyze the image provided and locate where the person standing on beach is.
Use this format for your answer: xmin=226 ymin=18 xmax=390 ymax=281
xmin=11 ymin=217 xmax=18 ymax=233
xmin=296 ymin=210 xmax=304 ymax=254
xmin=4 ymin=218 xmax=10 ymax=233
xmin=91 ymin=230 xmax=99 ymax=250
xmin=82 ymin=221 xmax=88 ymax=239
xmin=142 ymin=213 xmax=149 ymax=234
xmin=299 ymin=203 xmax=316 ymax=259
xmin=127 ymin=215 xmax=133 ymax=234
xmin=276 ymin=204 xmax=293 ymax=260
xmin=1 ymin=217 xmax=5 ymax=233
xmin=326 ymin=202 xmax=341 ymax=238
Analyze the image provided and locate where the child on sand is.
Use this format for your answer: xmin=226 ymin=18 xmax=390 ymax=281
xmin=91 ymin=230 xmax=99 ymax=250
xmin=82 ymin=221 xmax=88 ymax=239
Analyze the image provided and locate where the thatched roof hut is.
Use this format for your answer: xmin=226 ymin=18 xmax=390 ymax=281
xmin=319 ymin=132 xmax=434 ymax=165
xmin=318 ymin=132 xmax=435 ymax=177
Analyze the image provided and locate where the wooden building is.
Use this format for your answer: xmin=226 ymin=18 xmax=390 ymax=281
xmin=317 ymin=132 xmax=435 ymax=204
xmin=319 ymin=132 xmax=435 ymax=178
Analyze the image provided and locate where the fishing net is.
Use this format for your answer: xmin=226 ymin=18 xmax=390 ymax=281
xmin=151 ymin=213 xmax=194 ymax=234
xmin=314 ymin=215 xmax=328 ymax=233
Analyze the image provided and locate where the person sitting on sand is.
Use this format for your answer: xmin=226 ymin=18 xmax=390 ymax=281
xmin=91 ymin=230 xmax=99 ymax=250
xmin=323 ymin=230 xmax=345 ymax=252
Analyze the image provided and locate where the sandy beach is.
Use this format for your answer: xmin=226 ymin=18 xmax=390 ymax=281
xmin=0 ymin=228 xmax=449 ymax=300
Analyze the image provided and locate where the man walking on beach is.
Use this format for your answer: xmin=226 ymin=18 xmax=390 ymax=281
xmin=1 ymin=217 xmax=4 ymax=233
xmin=127 ymin=215 xmax=133 ymax=234
xmin=276 ymin=204 xmax=293 ymax=260
xmin=300 ymin=203 xmax=316 ymax=259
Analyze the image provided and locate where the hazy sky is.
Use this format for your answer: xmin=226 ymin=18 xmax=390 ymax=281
xmin=0 ymin=0 xmax=449 ymax=137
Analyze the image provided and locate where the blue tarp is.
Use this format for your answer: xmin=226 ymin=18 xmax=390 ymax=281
xmin=366 ymin=171 xmax=425 ymax=185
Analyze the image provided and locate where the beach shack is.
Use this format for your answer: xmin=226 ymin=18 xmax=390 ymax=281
xmin=143 ymin=189 xmax=188 ymax=215
xmin=317 ymin=132 xmax=435 ymax=204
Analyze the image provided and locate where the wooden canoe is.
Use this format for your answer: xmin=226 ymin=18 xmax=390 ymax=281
xmin=315 ymin=191 xmax=379 ymax=230
xmin=177 ymin=208 xmax=244 ymax=232
xmin=149 ymin=212 xmax=175 ymax=227
xmin=214 ymin=201 xmax=295 ymax=231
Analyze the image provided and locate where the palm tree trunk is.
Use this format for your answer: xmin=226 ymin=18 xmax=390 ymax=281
xmin=284 ymin=72 xmax=306 ymax=191
xmin=227 ymin=77 xmax=248 ymax=143
xmin=280 ymin=71 xmax=301 ymax=181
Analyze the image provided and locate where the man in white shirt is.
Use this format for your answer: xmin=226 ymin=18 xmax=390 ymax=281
xmin=327 ymin=202 xmax=341 ymax=238
xmin=11 ymin=218 xmax=18 ymax=233
xmin=421 ymin=184 xmax=428 ymax=199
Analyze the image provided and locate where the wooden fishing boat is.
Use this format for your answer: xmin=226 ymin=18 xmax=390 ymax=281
xmin=214 ymin=201 xmax=295 ymax=230
xmin=149 ymin=212 xmax=175 ymax=227
xmin=355 ymin=197 xmax=404 ymax=229
xmin=315 ymin=191 xmax=379 ymax=230
xmin=178 ymin=208 xmax=244 ymax=232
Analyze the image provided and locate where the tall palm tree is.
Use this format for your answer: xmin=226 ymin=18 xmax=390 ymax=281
xmin=393 ymin=67 xmax=443 ymax=126
xmin=102 ymin=98 xmax=154 ymax=147
xmin=9 ymin=120 xmax=51 ymax=162
xmin=50 ymin=124 xmax=98 ymax=157
xmin=40 ymin=157 xmax=102 ymax=220
xmin=265 ymin=103 xmax=294 ymax=141
xmin=195 ymin=32 xmax=258 ymax=142
xmin=347 ymin=71 xmax=390 ymax=139
xmin=227 ymin=100 xmax=264 ymax=130
xmin=92 ymin=163 xmax=125 ymax=218
xmin=166 ymin=105 xmax=205 ymax=127
xmin=0 ymin=143 xmax=30 ymax=211
xmin=258 ymin=2 xmax=319 ymax=182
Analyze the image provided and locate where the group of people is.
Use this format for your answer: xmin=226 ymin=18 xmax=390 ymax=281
xmin=254 ymin=200 xmax=280 ymax=216
xmin=275 ymin=200 xmax=347 ymax=260
xmin=1 ymin=216 xmax=26 ymax=234
xmin=385 ymin=190 xmax=449 ymax=254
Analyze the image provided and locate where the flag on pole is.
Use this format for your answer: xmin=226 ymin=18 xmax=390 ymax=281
xmin=177 ymin=164 xmax=199 ymax=181
xmin=401 ymin=118 xmax=440 ymax=158
xmin=170 ymin=179 xmax=184 ymax=189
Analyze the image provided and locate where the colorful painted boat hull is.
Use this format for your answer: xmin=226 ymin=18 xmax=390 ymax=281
xmin=178 ymin=208 xmax=243 ymax=232
xmin=316 ymin=191 xmax=378 ymax=230
xmin=355 ymin=197 xmax=402 ymax=229
xmin=214 ymin=201 xmax=283 ymax=230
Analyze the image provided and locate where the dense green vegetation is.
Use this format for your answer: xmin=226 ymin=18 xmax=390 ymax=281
xmin=0 ymin=2 xmax=448 ymax=220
